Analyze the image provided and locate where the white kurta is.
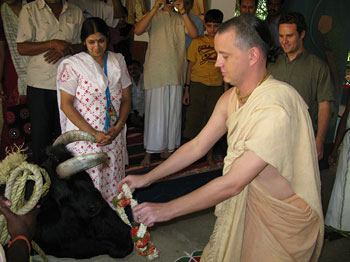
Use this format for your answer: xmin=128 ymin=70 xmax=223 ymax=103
xmin=56 ymin=51 xmax=131 ymax=209
xmin=142 ymin=9 xmax=186 ymax=153
xmin=16 ymin=0 xmax=83 ymax=90
xmin=325 ymin=113 xmax=350 ymax=231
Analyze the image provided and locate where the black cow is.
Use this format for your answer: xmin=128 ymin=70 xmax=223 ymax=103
xmin=33 ymin=144 xmax=133 ymax=259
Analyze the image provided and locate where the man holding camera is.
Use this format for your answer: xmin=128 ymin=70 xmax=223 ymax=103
xmin=134 ymin=0 xmax=198 ymax=167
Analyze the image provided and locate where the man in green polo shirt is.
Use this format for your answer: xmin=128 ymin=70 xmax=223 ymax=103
xmin=268 ymin=12 xmax=334 ymax=161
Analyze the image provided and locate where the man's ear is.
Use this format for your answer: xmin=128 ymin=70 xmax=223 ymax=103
xmin=248 ymin=46 xmax=260 ymax=66
xmin=300 ymin=30 xmax=306 ymax=40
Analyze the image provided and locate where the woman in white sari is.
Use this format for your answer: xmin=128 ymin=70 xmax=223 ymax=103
xmin=56 ymin=17 xmax=131 ymax=210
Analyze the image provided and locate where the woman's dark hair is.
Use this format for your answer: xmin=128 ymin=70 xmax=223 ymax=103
xmin=218 ymin=14 xmax=279 ymax=63
xmin=80 ymin=17 xmax=110 ymax=43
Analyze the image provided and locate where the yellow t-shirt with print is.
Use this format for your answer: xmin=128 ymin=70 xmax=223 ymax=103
xmin=187 ymin=35 xmax=223 ymax=86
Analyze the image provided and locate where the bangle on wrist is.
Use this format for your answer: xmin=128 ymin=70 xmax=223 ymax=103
xmin=8 ymin=235 xmax=31 ymax=254
xmin=117 ymin=121 xmax=126 ymax=129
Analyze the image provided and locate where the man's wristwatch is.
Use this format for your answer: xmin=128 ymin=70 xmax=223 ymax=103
xmin=184 ymin=84 xmax=190 ymax=87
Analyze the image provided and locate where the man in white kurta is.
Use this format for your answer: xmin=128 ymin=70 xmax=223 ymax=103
xmin=134 ymin=0 xmax=198 ymax=166
xmin=17 ymin=0 xmax=83 ymax=164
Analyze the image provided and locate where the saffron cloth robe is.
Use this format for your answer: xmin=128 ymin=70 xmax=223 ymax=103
xmin=201 ymin=76 xmax=324 ymax=262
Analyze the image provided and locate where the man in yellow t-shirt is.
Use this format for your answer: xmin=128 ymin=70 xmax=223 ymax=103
xmin=183 ymin=9 xmax=228 ymax=166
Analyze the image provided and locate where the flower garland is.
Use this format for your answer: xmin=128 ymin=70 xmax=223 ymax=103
xmin=112 ymin=183 xmax=159 ymax=260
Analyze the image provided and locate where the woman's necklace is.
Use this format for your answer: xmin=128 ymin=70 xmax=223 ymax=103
xmin=235 ymin=71 xmax=271 ymax=104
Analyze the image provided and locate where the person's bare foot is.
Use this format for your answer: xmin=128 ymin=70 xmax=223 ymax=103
xmin=160 ymin=151 xmax=171 ymax=159
xmin=141 ymin=153 xmax=151 ymax=167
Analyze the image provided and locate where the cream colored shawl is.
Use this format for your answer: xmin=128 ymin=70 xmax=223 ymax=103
xmin=202 ymin=76 xmax=324 ymax=262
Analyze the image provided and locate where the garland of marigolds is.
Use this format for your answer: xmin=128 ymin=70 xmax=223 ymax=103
xmin=112 ymin=183 xmax=159 ymax=260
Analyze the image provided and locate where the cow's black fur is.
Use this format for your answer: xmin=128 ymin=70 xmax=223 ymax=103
xmin=34 ymin=144 xmax=133 ymax=258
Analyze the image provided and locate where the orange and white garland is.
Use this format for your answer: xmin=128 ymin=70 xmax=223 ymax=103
xmin=112 ymin=183 xmax=159 ymax=260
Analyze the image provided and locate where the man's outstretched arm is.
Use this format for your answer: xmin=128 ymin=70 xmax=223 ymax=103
xmin=132 ymin=150 xmax=267 ymax=227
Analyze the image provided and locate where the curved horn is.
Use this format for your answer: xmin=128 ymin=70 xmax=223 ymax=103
xmin=56 ymin=153 xmax=109 ymax=178
xmin=53 ymin=130 xmax=96 ymax=146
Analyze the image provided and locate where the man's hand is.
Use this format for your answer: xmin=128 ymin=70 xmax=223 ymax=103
xmin=132 ymin=202 xmax=172 ymax=227
xmin=0 ymin=196 xmax=39 ymax=241
xmin=44 ymin=49 xmax=64 ymax=64
xmin=0 ymin=83 xmax=6 ymax=100
xmin=315 ymin=137 xmax=324 ymax=160
xmin=328 ymin=148 xmax=339 ymax=167
xmin=44 ymin=40 xmax=73 ymax=64
xmin=152 ymin=0 xmax=165 ymax=10
xmin=183 ymin=89 xmax=190 ymax=105
xmin=52 ymin=39 xmax=74 ymax=56
xmin=117 ymin=174 xmax=152 ymax=194
xmin=174 ymin=0 xmax=185 ymax=13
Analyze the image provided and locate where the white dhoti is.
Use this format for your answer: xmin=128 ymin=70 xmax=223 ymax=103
xmin=144 ymin=85 xmax=182 ymax=153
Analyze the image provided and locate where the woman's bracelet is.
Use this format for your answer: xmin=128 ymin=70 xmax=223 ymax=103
xmin=8 ymin=235 xmax=31 ymax=254
xmin=117 ymin=121 xmax=126 ymax=129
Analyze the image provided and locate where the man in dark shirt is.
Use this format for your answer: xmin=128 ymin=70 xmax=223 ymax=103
xmin=268 ymin=12 xmax=335 ymax=161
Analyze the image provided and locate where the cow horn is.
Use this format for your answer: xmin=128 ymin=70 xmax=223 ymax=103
xmin=56 ymin=153 xmax=109 ymax=178
xmin=53 ymin=130 xmax=96 ymax=146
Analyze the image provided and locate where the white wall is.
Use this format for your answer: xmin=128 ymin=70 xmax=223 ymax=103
xmin=208 ymin=0 xmax=236 ymax=21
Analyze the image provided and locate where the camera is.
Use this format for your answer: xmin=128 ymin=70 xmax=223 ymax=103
xmin=166 ymin=0 xmax=175 ymax=4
